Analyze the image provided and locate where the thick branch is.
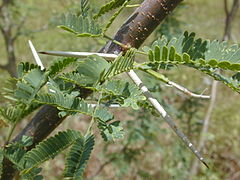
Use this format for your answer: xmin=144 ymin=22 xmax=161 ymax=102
xmin=101 ymin=0 xmax=182 ymax=53
xmin=0 ymin=0 xmax=183 ymax=179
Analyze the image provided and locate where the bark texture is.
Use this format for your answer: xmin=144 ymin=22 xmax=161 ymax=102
xmin=0 ymin=2 xmax=17 ymax=77
xmin=0 ymin=0 xmax=183 ymax=179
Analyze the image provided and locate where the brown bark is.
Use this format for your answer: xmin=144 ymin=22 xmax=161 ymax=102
xmin=3 ymin=33 xmax=17 ymax=77
xmin=0 ymin=0 xmax=183 ymax=179
xmin=0 ymin=2 xmax=17 ymax=77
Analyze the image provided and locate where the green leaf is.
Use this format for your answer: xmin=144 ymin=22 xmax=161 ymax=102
xmin=20 ymin=136 xmax=33 ymax=147
xmin=94 ymin=0 xmax=131 ymax=19
xmin=48 ymin=57 xmax=77 ymax=77
xmin=99 ymin=80 xmax=145 ymax=109
xmin=36 ymin=92 xmax=93 ymax=116
xmin=63 ymin=135 xmax=95 ymax=179
xmin=98 ymin=121 xmax=124 ymax=142
xmin=142 ymin=31 xmax=240 ymax=93
xmin=23 ymin=130 xmax=82 ymax=173
xmin=0 ymin=103 xmax=40 ymax=124
xmin=232 ymin=72 xmax=240 ymax=81
xmin=3 ymin=141 xmax=42 ymax=179
xmin=14 ymin=68 xmax=48 ymax=104
xmin=4 ymin=144 xmax=26 ymax=168
xmin=102 ymin=49 xmax=136 ymax=80
xmin=60 ymin=55 xmax=110 ymax=88
xmin=59 ymin=13 xmax=102 ymax=37
xmin=103 ymin=0 xmax=130 ymax=33
xmin=94 ymin=108 xmax=114 ymax=122
xmin=17 ymin=62 xmax=39 ymax=79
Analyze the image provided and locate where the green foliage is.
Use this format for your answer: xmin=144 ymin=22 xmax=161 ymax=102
xmin=59 ymin=13 xmax=102 ymax=37
xmin=4 ymin=136 xmax=42 ymax=180
xmin=60 ymin=55 xmax=110 ymax=88
xmin=2 ymin=130 xmax=95 ymax=179
xmin=1 ymin=1 xmax=240 ymax=179
xmin=79 ymin=0 xmax=90 ymax=17
xmin=36 ymin=91 xmax=93 ymax=117
xmin=102 ymin=49 xmax=136 ymax=80
xmin=23 ymin=130 xmax=82 ymax=174
xmin=98 ymin=120 xmax=125 ymax=142
xmin=14 ymin=67 xmax=47 ymax=104
xmin=141 ymin=32 xmax=240 ymax=93
xmin=93 ymin=107 xmax=124 ymax=141
xmin=94 ymin=0 xmax=131 ymax=19
xmin=58 ymin=0 xmax=132 ymax=37
xmin=143 ymin=32 xmax=240 ymax=70
xmin=94 ymin=108 xmax=114 ymax=122
xmin=17 ymin=62 xmax=40 ymax=79
xmin=64 ymin=135 xmax=95 ymax=179
xmin=48 ymin=57 xmax=77 ymax=77
xmin=102 ymin=0 xmax=130 ymax=33
xmin=100 ymin=80 xmax=146 ymax=109
xmin=0 ymin=103 xmax=40 ymax=124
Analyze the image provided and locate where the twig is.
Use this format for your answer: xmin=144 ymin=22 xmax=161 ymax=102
xmin=89 ymin=104 xmax=120 ymax=108
xmin=41 ymin=50 xmax=208 ymax=167
xmin=127 ymin=70 xmax=208 ymax=168
xmin=188 ymin=80 xmax=218 ymax=178
xmin=142 ymin=68 xmax=210 ymax=99
xmin=223 ymin=0 xmax=240 ymax=41
xmin=126 ymin=4 xmax=141 ymax=8
xmin=1 ymin=1 xmax=184 ymax=179
xmin=86 ymin=157 xmax=116 ymax=180
xmin=41 ymin=51 xmax=210 ymax=99
xmin=167 ymin=81 xmax=210 ymax=99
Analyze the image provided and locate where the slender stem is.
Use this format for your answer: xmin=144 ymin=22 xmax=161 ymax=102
xmin=141 ymin=68 xmax=210 ymax=99
xmin=85 ymin=92 xmax=103 ymax=136
xmin=103 ymin=34 xmax=130 ymax=50
xmin=126 ymin=4 xmax=141 ymax=8
xmin=135 ymin=50 xmax=148 ymax=56
xmin=127 ymin=70 xmax=209 ymax=168
xmin=6 ymin=123 xmax=17 ymax=143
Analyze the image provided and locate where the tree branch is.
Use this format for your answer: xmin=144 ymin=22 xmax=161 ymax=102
xmin=127 ymin=70 xmax=208 ymax=167
xmin=0 ymin=0 xmax=183 ymax=179
xmin=223 ymin=0 xmax=239 ymax=41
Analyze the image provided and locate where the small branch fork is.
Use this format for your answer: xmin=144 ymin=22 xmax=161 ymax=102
xmin=38 ymin=49 xmax=209 ymax=167
xmin=167 ymin=81 xmax=210 ymax=99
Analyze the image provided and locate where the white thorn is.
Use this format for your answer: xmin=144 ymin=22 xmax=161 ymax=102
xmin=28 ymin=40 xmax=45 ymax=70
xmin=39 ymin=51 xmax=118 ymax=60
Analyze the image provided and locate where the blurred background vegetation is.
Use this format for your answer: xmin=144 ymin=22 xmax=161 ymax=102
xmin=0 ymin=0 xmax=240 ymax=179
